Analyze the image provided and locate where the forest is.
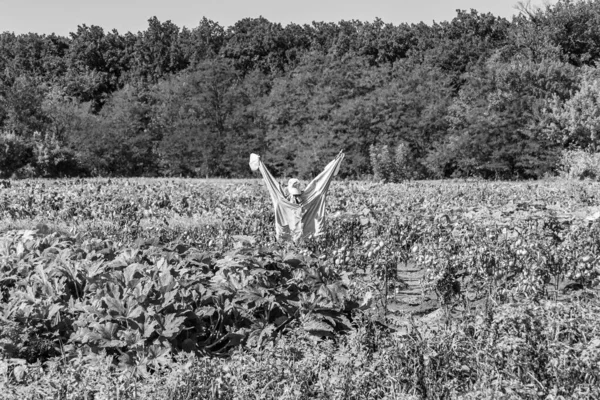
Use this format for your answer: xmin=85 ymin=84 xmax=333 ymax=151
xmin=1 ymin=0 xmax=600 ymax=180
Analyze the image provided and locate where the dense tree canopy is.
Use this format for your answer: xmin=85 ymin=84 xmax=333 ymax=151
xmin=1 ymin=0 xmax=600 ymax=180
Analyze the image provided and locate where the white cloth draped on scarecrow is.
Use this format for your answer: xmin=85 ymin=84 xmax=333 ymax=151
xmin=249 ymin=151 xmax=344 ymax=242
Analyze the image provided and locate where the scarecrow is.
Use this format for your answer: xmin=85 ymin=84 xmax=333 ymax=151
xmin=249 ymin=151 xmax=344 ymax=242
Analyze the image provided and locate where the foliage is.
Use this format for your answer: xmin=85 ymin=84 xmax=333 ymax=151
xmin=0 ymin=232 xmax=355 ymax=367
xmin=369 ymin=143 xmax=423 ymax=182
xmin=0 ymin=75 xmax=49 ymax=136
xmin=1 ymin=178 xmax=600 ymax=398
xmin=262 ymin=53 xmax=382 ymax=178
xmin=152 ymin=59 xmax=266 ymax=177
xmin=1 ymin=2 xmax=598 ymax=179
xmin=221 ymin=17 xmax=300 ymax=76
xmin=537 ymin=0 xmax=600 ymax=66
xmin=425 ymin=55 xmax=572 ymax=179
xmin=545 ymin=66 xmax=600 ymax=150
xmin=559 ymin=149 xmax=600 ymax=180
xmin=0 ymin=131 xmax=33 ymax=178
xmin=31 ymin=131 xmax=81 ymax=177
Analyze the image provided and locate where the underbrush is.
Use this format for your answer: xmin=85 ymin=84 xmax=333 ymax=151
xmin=559 ymin=149 xmax=600 ymax=181
xmin=4 ymin=298 xmax=600 ymax=399
xmin=2 ymin=179 xmax=600 ymax=399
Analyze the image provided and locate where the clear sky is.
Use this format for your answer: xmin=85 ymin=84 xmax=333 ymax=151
xmin=1 ymin=0 xmax=556 ymax=36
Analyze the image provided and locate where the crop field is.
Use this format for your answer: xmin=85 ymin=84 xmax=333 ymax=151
xmin=2 ymin=178 xmax=600 ymax=399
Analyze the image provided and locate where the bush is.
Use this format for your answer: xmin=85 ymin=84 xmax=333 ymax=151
xmin=369 ymin=143 xmax=424 ymax=182
xmin=11 ymin=164 xmax=37 ymax=179
xmin=33 ymin=131 xmax=84 ymax=177
xmin=545 ymin=67 xmax=600 ymax=150
xmin=0 ymin=131 xmax=34 ymax=178
xmin=559 ymin=149 xmax=600 ymax=180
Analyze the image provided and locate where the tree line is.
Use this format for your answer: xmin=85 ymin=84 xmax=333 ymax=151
xmin=1 ymin=0 xmax=600 ymax=180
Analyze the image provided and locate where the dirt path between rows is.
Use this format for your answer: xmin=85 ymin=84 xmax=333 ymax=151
xmin=384 ymin=259 xmax=599 ymax=337
xmin=382 ymin=261 xmax=442 ymax=335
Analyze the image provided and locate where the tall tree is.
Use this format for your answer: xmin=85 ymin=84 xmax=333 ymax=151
xmin=262 ymin=52 xmax=383 ymax=177
xmin=539 ymin=0 xmax=600 ymax=66
xmin=0 ymin=75 xmax=49 ymax=136
xmin=153 ymin=59 xmax=263 ymax=177
xmin=131 ymin=17 xmax=187 ymax=83
xmin=427 ymin=56 xmax=576 ymax=178
xmin=65 ymin=25 xmax=133 ymax=111
xmin=180 ymin=18 xmax=226 ymax=69
xmin=544 ymin=66 xmax=600 ymax=150
xmin=410 ymin=10 xmax=510 ymax=90
xmin=221 ymin=17 xmax=295 ymax=76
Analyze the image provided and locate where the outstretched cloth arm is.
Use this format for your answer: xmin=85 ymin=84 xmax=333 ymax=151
xmin=295 ymin=151 xmax=344 ymax=240
xmin=301 ymin=151 xmax=345 ymax=203
xmin=249 ymin=154 xmax=285 ymax=204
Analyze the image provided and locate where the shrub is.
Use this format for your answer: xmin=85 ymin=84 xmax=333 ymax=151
xmin=545 ymin=67 xmax=600 ymax=150
xmin=369 ymin=144 xmax=394 ymax=181
xmin=559 ymin=149 xmax=600 ymax=180
xmin=369 ymin=143 xmax=424 ymax=182
xmin=0 ymin=131 xmax=34 ymax=178
xmin=33 ymin=131 xmax=83 ymax=177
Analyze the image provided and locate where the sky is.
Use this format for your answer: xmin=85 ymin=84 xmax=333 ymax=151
xmin=0 ymin=0 xmax=556 ymax=36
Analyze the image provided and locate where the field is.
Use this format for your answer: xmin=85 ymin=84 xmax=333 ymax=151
xmin=2 ymin=177 xmax=600 ymax=399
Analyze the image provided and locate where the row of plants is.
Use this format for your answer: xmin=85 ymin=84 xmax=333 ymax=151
xmin=4 ymin=297 xmax=599 ymax=400
xmin=0 ymin=229 xmax=360 ymax=361
xmin=2 ymin=178 xmax=600 ymax=398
